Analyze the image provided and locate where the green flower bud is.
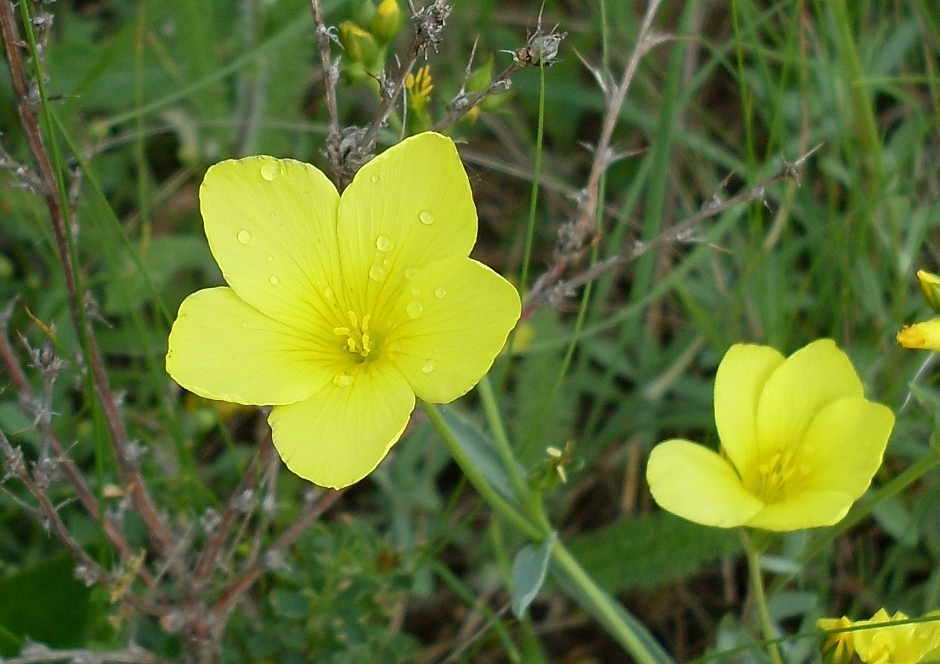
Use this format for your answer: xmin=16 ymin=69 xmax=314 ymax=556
xmin=918 ymin=269 xmax=940 ymax=312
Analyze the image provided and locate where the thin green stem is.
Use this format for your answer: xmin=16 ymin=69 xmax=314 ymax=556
xmin=551 ymin=541 xmax=667 ymax=664
xmin=421 ymin=400 xmax=543 ymax=541
xmin=478 ymin=375 xmax=531 ymax=503
xmin=741 ymin=530 xmax=783 ymax=664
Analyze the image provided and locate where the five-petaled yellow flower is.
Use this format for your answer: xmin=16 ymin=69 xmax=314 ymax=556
xmin=166 ymin=132 xmax=521 ymax=488
xmin=646 ymin=339 xmax=894 ymax=531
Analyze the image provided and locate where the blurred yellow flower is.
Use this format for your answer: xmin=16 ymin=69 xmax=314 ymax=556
xmin=817 ymin=616 xmax=856 ymax=664
xmin=852 ymin=609 xmax=940 ymax=664
xmin=897 ymin=319 xmax=940 ymax=351
xmin=167 ymin=132 xmax=520 ymax=488
xmin=646 ymin=340 xmax=894 ymax=531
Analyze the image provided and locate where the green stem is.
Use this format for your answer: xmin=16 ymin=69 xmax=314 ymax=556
xmin=551 ymin=541 xmax=667 ymax=664
xmin=741 ymin=530 xmax=783 ymax=664
xmin=478 ymin=375 xmax=531 ymax=503
xmin=422 ymin=399 xmax=671 ymax=664
xmin=421 ymin=400 xmax=543 ymax=541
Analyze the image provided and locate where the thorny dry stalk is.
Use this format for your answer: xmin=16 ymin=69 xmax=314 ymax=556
xmin=523 ymin=0 xmax=666 ymax=317
xmin=309 ymin=0 xmax=560 ymax=189
xmin=519 ymin=0 xmax=820 ymax=323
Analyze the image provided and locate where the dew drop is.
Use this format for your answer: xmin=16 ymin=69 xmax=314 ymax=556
xmin=411 ymin=287 xmax=420 ymax=295
xmin=266 ymin=255 xmax=274 ymax=263
xmin=421 ymin=359 xmax=436 ymax=374
xmin=376 ymin=235 xmax=393 ymax=251
xmin=383 ymin=258 xmax=390 ymax=266
xmin=236 ymin=229 xmax=252 ymax=244
xmin=269 ymin=275 xmax=279 ymax=285
xmin=371 ymin=175 xmax=380 ymax=183
xmin=435 ymin=287 xmax=447 ymax=299
xmin=387 ymin=342 xmax=401 ymax=354
xmin=332 ymin=373 xmax=353 ymax=388
xmin=407 ymin=300 xmax=424 ymax=319
xmin=419 ymin=210 xmax=434 ymax=225
xmin=405 ymin=267 xmax=417 ymax=279
xmin=369 ymin=264 xmax=386 ymax=281
xmin=260 ymin=162 xmax=280 ymax=181
xmin=323 ymin=287 xmax=334 ymax=298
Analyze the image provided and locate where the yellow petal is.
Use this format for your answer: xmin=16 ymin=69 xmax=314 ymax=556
xmin=646 ymin=440 xmax=764 ymax=528
xmin=268 ymin=362 xmax=415 ymax=488
xmin=714 ymin=344 xmax=784 ymax=486
xmin=897 ymin=319 xmax=940 ymax=350
xmin=745 ymin=488 xmax=855 ymax=531
xmin=166 ymin=288 xmax=338 ymax=405
xmin=384 ymin=256 xmax=520 ymax=403
xmin=200 ymin=156 xmax=343 ymax=332
xmin=335 ymin=132 xmax=477 ymax=317
xmin=796 ymin=397 xmax=893 ymax=497
xmin=755 ymin=339 xmax=863 ymax=465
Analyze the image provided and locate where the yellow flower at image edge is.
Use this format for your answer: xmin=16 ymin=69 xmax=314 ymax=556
xmin=166 ymin=132 xmax=521 ymax=489
xmin=852 ymin=609 xmax=940 ymax=664
xmin=646 ymin=339 xmax=894 ymax=531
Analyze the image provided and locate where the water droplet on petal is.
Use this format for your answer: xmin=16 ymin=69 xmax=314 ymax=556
xmin=369 ymin=264 xmax=386 ymax=281
xmin=266 ymin=255 xmax=274 ymax=263
xmin=383 ymin=258 xmax=390 ymax=266
xmin=411 ymin=287 xmax=420 ymax=295
xmin=323 ymin=287 xmax=334 ymax=298
xmin=376 ymin=235 xmax=393 ymax=251
xmin=419 ymin=210 xmax=434 ymax=225
xmin=405 ymin=267 xmax=417 ymax=279
xmin=435 ymin=287 xmax=447 ymax=299
xmin=333 ymin=373 xmax=353 ymax=388
xmin=260 ymin=162 xmax=280 ymax=181
xmin=237 ymin=230 xmax=252 ymax=244
xmin=407 ymin=301 xmax=424 ymax=319
xmin=421 ymin=359 xmax=436 ymax=374
xmin=387 ymin=342 xmax=401 ymax=354
xmin=269 ymin=275 xmax=279 ymax=285
xmin=371 ymin=175 xmax=380 ymax=183
xmin=241 ymin=322 xmax=248 ymax=328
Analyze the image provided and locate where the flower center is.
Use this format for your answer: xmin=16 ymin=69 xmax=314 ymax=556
xmin=754 ymin=450 xmax=797 ymax=504
xmin=334 ymin=311 xmax=375 ymax=360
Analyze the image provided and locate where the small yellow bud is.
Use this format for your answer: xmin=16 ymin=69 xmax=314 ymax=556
xmin=918 ymin=269 xmax=940 ymax=312
xmin=897 ymin=319 xmax=940 ymax=350
xmin=370 ymin=0 xmax=402 ymax=45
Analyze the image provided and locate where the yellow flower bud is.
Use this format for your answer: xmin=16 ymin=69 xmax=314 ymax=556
xmin=918 ymin=269 xmax=940 ymax=312
xmin=897 ymin=318 xmax=940 ymax=350
xmin=370 ymin=0 xmax=402 ymax=45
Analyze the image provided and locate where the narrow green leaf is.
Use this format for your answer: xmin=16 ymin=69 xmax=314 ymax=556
xmin=511 ymin=533 xmax=556 ymax=617
xmin=439 ymin=406 xmax=524 ymax=505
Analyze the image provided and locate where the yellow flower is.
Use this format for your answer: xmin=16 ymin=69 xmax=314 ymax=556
xmin=166 ymin=132 xmax=521 ymax=488
xmin=897 ymin=319 xmax=940 ymax=351
xmin=646 ymin=339 xmax=894 ymax=531
xmin=817 ymin=616 xmax=856 ymax=664
xmin=852 ymin=609 xmax=940 ymax=664
xmin=406 ymin=65 xmax=434 ymax=115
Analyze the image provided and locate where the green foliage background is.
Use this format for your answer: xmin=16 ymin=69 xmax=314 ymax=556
xmin=0 ymin=0 xmax=938 ymax=661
